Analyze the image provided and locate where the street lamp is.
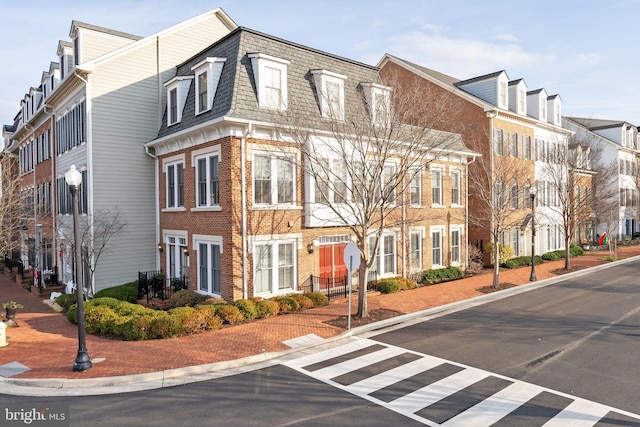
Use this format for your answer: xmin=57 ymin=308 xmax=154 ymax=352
xmin=529 ymin=184 xmax=537 ymax=282
xmin=65 ymin=165 xmax=92 ymax=372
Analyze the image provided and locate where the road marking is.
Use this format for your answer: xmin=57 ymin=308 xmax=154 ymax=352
xmin=283 ymin=337 xmax=640 ymax=426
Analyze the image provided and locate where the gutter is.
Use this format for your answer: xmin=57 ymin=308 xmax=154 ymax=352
xmin=145 ymin=146 xmax=160 ymax=270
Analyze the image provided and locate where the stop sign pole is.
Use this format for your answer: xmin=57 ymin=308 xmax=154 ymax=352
xmin=343 ymin=242 xmax=361 ymax=330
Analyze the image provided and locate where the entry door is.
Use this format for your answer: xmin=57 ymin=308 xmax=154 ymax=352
xmin=319 ymin=243 xmax=347 ymax=279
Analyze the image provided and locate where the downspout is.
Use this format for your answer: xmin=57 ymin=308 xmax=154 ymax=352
xmin=43 ymin=104 xmax=55 ymax=277
xmin=241 ymin=124 xmax=252 ymax=299
xmin=145 ymin=146 xmax=160 ymax=270
xmin=401 ymin=171 xmax=406 ymax=277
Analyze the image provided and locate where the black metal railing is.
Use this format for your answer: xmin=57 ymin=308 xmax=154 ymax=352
xmin=138 ymin=271 xmax=188 ymax=302
xmin=302 ymin=275 xmax=349 ymax=300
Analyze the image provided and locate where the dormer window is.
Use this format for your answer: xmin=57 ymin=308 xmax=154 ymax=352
xmin=518 ymin=88 xmax=525 ymax=113
xmin=499 ymin=80 xmax=508 ymax=109
xmin=361 ymin=82 xmax=391 ymax=125
xmin=311 ymin=70 xmax=347 ymax=120
xmin=191 ymin=57 xmax=226 ymax=115
xmin=248 ymin=53 xmax=289 ymax=110
xmin=164 ymin=76 xmax=193 ymax=126
xmin=540 ymin=100 xmax=547 ymax=121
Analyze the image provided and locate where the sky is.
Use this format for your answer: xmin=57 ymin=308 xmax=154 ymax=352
xmin=1 ymin=0 xmax=639 ymax=127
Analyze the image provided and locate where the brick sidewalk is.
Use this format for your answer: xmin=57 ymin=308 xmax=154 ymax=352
xmin=1 ymin=246 xmax=638 ymax=379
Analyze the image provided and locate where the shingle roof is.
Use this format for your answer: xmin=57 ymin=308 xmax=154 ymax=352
xmin=70 ymin=20 xmax=142 ymax=41
xmin=454 ymin=70 xmax=506 ymax=87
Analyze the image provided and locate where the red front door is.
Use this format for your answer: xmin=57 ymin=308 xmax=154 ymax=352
xmin=319 ymin=243 xmax=347 ymax=279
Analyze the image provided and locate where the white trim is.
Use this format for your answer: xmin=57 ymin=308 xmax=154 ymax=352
xmin=248 ymin=53 xmax=289 ymax=110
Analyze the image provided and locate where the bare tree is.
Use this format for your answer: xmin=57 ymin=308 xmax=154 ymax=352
xmin=468 ymin=144 xmax=532 ymax=288
xmin=57 ymin=208 xmax=127 ymax=296
xmin=273 ymin=74 xmax=466 ymax=318
xmin=0 ymin=158 xmax=28 ymax=259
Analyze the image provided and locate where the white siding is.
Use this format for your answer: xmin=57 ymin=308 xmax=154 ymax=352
xmin=86 ymin=14 xmax=234 ymax=291
xmin=79 ymin=29 xmax=138 ymax=63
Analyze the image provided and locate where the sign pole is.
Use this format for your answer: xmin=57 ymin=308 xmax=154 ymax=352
xmin=348 ymin=258 xmax=352 ymax=330
xmin=343 ymin=242 xmax=360 ymax=331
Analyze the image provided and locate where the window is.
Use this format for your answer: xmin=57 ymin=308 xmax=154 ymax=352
xmin=509 ymin=132 xmax=518 ymax=157
xmin=451 ymin=229 xmax=460 ymax=264
xmin=314 ymin=158 xmax=348 ymax=204
xmin=197 ymin=72 xmax=207 ymax=114
xmin=493 ymin=128 xmax=504 ymax=156
xmin=57 ymin=168 xmax=88 ymax=215
xmin=499 ymin=81 xmax=508 ymax=108
xmin=523 ymin=135 xmax=532 ymax=160
xmin=410 ymin=231 xmax=422 ymax=272
xmin=311 ymin=70 xmax=346 ymax=120
xmin=368 ymin=234 xmax=396 ymax=277
xmin=431 ymin=169 xmax=442 ymax=205
xmin=196 ymin=154 xmax=219 ymax=207
xmin=494 ymin=181 xmax=505 ymax=208
xmin=165 ymin=236 xmax=188 ymax=280
xmin=450 ymin=170 xmax=460 ymax=205
xmin=254 ymin=241 xmax=296 ymax=294
xmin=431 ymin=230 xmax=442 ymax=267
xmin=165 ymin=77 xmax=193 ymax=125
xmin=169 ymin=88 xmax=178 ymax=124
xmin=192 ymin=57 xmax=226 ymax=114
xmin=55 ymin=101 xmax=86 ymax=156
xmin=166 ymin=162 xmax=184 ymax=208
xmin=382 ymin=164 xmax=396 ymax=203
xmin=410 ymin=169 xmax=422 ymax=205
xmin=253 ymin=153 xmax=294 ymax=205
xmin=248 ymin=53 xmax=289 ymax=110
xmin=361 ymin=83 xmax=392 ymax=126
xmin=510 ymin=227 xmax=519 ymax=254
xmin=510 ymin=182 xmax=519 ymax=209
xmin=198 ymin=241 xmax=221 ymax=295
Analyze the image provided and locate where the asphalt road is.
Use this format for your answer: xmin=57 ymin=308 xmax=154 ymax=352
xmin=372 ymin=260 xmax=640 ymax=414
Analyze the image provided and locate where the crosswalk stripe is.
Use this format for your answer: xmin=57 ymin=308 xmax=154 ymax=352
xmin=312 ymin=346 xmax=407 ymax=381
xmin=286 ymin=338 xmax=377 ymax=370
xmin=386 ymin=368 xmax=489 ymax=414
xmin=347 ymin=355 xmax=445 ymax=396
xmin=541 ymin=399 xmax=612 ymax=427
xmin=441 ymin=381 xmax=543 ymax=427
xmin=283 ymin=338 xmax=640 ymax=426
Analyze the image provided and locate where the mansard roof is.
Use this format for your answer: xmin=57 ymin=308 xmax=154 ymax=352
xmin=157 ymin=26 xmax=381 ymax=137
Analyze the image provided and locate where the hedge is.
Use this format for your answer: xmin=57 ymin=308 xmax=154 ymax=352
xmin=93 ymin=281 xmax=138 ymax=303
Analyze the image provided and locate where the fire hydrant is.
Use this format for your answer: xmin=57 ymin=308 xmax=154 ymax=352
xmin=0 ymin=322 xmax=7 ymax=347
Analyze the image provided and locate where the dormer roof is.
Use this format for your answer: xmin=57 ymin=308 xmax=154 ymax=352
xmin=69 ymin=20 xmax=142 ymax=41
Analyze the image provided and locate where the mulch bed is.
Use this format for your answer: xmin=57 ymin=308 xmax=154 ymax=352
xmin=324 ymin=308 xmax=404 ymax=329
xmin=476 ymin=283 xmax=518 ymax=294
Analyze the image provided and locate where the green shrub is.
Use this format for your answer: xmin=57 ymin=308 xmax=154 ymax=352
xmin=166 ymin=290 xmax=209 ymax=309
xmin=272 ymin=296 xmax=300 ymax=313
xmin=304 ymin=292 xmax=329 ymax=307
xmin=169 ymin=306 xmax=202 ymax=334
xmin=534 ymin=255 xmax=544 ymax=265
xmin=233 ymin=299 xmax=257 ymax=320
xmin=377 ymin=279 xmax=402 ymax=294
xmin=288 ymin=293 xmax=314 ymax=310
xmin=502 ymin=256 xmax=531 ymax=269
xmin=148 ymin=311 xmax=184 ymax=339
xmin=421 ymin=266 xmax=464 ymax=285
xmin=55 ymin=294 xmax=77 ymax=311
xmin=117 ymin=315 xmax=149 ymax=341
xmin=254 ymin=299 xmax=280 ymax=318
xmin=570 ymin=244 xmax=585 ymax=257
xmin=94 ymin=281 xmax=139 ymax=302
xmin=542 ymin=251 xmax=562 ymax=261
xmin=84 ymin=305 xmax=119 ymax=335
xmin=216 ymin=304 xmax=244 ymax=324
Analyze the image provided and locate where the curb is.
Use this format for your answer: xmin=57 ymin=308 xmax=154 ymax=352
xmin=2 ymin=254 xmax=638 ymax=396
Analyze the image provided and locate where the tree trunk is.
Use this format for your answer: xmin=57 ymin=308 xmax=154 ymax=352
xmin=564 ymin=236 xmax=571 ymax=270
xmin=356 ymin=262 xmax=369 ymax=318
xmin=492 ymin=245 xmax=500 ymax=288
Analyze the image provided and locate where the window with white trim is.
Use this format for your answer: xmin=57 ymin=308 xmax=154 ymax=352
xmin=191 ymin=57 xmax=227 ymax=115
xmin=165 ymin=235 xmax=188 ymax=279
xmin=311 ymin=70 xmax=346 ymax=120
xmin=165 ymin=77 xmax=192 ymax=126
xmin=382 ymin=164 xmax=396 ymax=203
xmin=198 ymin=240 xmax=221 ymax=296
xmin=431 ymin=229 xmax=442 ymax=267
xmin=314 ymin=158 xmax=347 ymax=204
xmin=431 ymin=169 xmax=442 ymax=206
xmin=510 ymin=181 xmax=519 ymax=210
xmin=248 ymin=53 xmax=289 ymax=110
xmin=509 ymin=227 xmax=519 ymax=255
xmin=196 ymin=153 xmax=220 ymax=207
xmin=410 ymin=168 xmax=422 ymax=206
xmin=254 ymin=241 xmax=296 ymax=294
xmin=368 ymin=234 xmax=396 ymax=277
xmin=523 ymin=135 xmax=532 ymax=160
xmin=451 ymin=228 xmax=461 ymax=264
xmin=361 ymin=82 xmax=391 ymax=126
xmin=450 ymin=170 xmax=460 ymax=205
xmin=253 ymin=153 xmax=294 ymax=205
xmin=493 ymin=128 xmax=505 ymax=156
xmin=509 ymin=132 xmax=518 ymax=158
xmin=410 ymin=230 xmax=422 ymax=272
xmin=166 ymin=161 xmax=184 ymax=208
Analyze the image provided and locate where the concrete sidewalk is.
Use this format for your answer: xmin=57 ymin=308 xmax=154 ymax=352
xmin=1 ymin=246 xmax=638 ymax=395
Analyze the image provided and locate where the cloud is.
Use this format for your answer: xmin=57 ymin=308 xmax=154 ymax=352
xmin=495 ymin=33 xmax=519 ymax=43
xmin=576 ymin=53 xmax=600 ymax=65
xmin=374 ymin=31 xmax=556 ymax=80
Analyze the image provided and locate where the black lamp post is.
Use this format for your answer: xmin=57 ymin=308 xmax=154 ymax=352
xmin=65 ymin=165 xmax=92 ymax=372
xmin=529 ymin=185 xmax=537 ymax=282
